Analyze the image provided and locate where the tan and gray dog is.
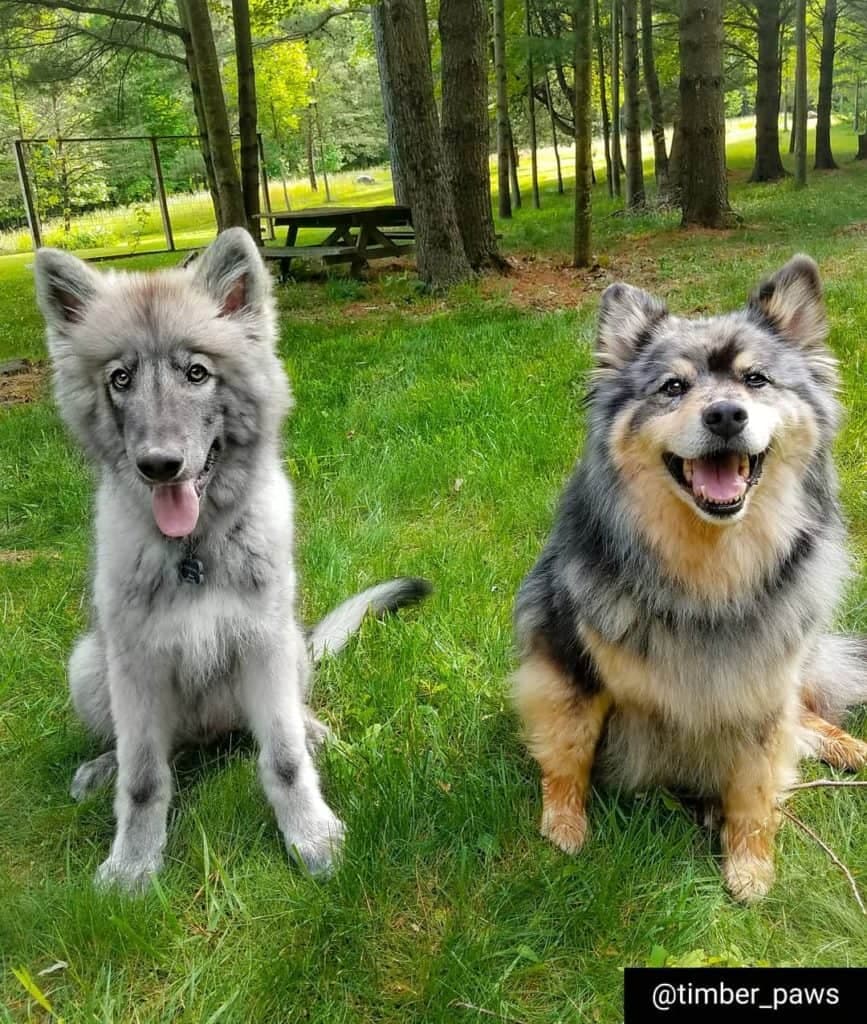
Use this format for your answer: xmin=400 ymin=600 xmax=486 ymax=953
xmin=514 ymin=256 xmax=867 ymax=902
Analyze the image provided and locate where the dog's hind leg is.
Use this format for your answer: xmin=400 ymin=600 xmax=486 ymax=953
xmin=798 ymin=709 xmax=867 ymax=771
xmin=70 ymin=750 xmax=117 ymax=801
xmin=69 ymin=631 xmax=113 ymax=742
xmin=514 ymin=654 xmax=611 ymax=854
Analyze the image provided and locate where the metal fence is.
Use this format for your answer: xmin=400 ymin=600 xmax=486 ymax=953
xmin=3 ymin=133 xmax=262 ymax=260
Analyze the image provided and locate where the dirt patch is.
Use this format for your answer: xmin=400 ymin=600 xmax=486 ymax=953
xmin=0 ymin=549 xmax=60 ymax=565
xmin=0 ymin=359 xmax=49 ymax=407
xmin=834 ymin=221 xmax=867 ymax=237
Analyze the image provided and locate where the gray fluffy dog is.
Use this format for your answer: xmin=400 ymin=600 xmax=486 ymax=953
xmin=35 ymin=229 xmax=429 ymax=890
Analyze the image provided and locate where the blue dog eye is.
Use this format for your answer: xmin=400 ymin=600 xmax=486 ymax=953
xmin=744 ymin=372 xmax=770 ymax=388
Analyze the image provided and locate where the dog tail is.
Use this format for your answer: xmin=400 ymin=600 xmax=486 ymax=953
xmin=308 ymin=577 xmax=432 ymax=664
xmin=802 ymin=634 xmax=867 ymax=724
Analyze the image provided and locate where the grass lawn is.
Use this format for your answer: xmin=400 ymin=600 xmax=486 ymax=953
xmin=1 ymin=125 xmax=867 ymax=1022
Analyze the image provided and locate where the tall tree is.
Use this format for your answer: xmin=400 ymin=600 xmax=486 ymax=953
xmin=232 ymin=0 xmax=259 ymax=236
xmin=371 ymin=2 xmax=408 ymax=204
xmin=639 ymin=0 xmax=670 ymax=198
xmin=610 ymin=0 xmax=623 ymax=197
xmin=621 ymin=0 xmax=645 ymax=209
xmin=544 ymin=74 xmax=565 ymax=193
xmin=594 ymin=0 xmax=614 ymax=197
xmin=814 ymin=0 xmax=839 ymax=169
xmin=749 ymin=0 xmax=786 ymax=182
xmin=679 ymin=0 xmax=734 ymax=226
xmin=574 ymin=0 xmax=592 ymax=266
xmin=181 ymin=0 xmax=245 ymax=229
xmin=439 ymin=0 xmax=502 ymax=268
xmin=794 ymin=0 xmax=807 ymax=185
xmin=378 ymin=0 xmax=472 ymax=289
xmin=493 ymin=0 xmax=512 ymax=218
xmin=526 ymin=0 xmax=540 ymax=208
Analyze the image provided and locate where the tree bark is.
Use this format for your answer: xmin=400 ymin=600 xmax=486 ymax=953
xmin=439 ymin=0 xmax=502 ymax=269
xmin=622 ymin=0 xmax=645 ymax=209
xmin=749 ymin=0 xmax=786 ymax=182
xmin=794 ymin=0 xmax=807 ymax=185
xmin=525 ymin=0 xmax=540 ymax=208
xmin=305 ymin=111 xmax=318 ymax=190
xmin=176 ymin=0 xmax=221 ymax=228
xmin=594 ymin=0 xmax=614 ymax=197
xmin=678 ymin=0 xmax=734 ymax=227
xmin=668 ymin=117 xmax=683 ymax=199
xmin=573 ymin=0 xmax=592 ymax=267
xmin=232 ymin=0 xmax=260 ymax=237
xmin=545 ymin=74 xmax=565 ymax=193
xmin=181 ymin=0 xmax=246 ymax=230
xmin=493 ymin=0 xmax=512 ymax=218
xmin=379 ymin=0 xmax=472 ymax=289
xmin=814 ymin=0 xmax=838 ymax=170
xmin=639 ymin=0 xmax=670 ymax=197
xmin=610 ymin=0 xmax=623 ymax=196
xmin=507 ymin=117 xmax=523 ymax=208
xmin=372 ymin=3 xmax=408 ymax=204
xmin=789 ymin=84 xmax=798 ymax=153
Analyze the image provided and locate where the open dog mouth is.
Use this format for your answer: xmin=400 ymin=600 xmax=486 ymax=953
xmin=151 ymin=439 xmax=221 ymax=538
xmin=662 ymin=449 xmax=766 ymax=519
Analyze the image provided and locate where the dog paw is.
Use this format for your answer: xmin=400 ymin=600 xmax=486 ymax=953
xmin=286 ymin=810 xmax=345 ymax=876
xmin=303 ymin=710 xmax=333 ymax=758
xmin=722 ymin=853 xmax=775 ymax=904
xmin=70 ymin=752 xmax=117 ymax=802
xmin=830 ymin=735 xmax=867 ymax=772
xmin=94 ymin=855 xmax=161 ymax=894
xmin=540 ymin=807 xmax=589 ymax=855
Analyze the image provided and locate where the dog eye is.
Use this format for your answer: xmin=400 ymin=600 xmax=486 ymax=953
xmin=110 ymin=368 xmax=131 ymax=391
xmin=660 ymin=378 xmax=688 ymax=397
xmin=744 ymin=371 xmax=770 ymax=388
xmin=187 ymin=364 xmax=209 ymax=384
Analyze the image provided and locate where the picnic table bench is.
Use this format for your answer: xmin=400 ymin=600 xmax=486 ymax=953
xmin=254 ymin=204 xmax=414 ymax=280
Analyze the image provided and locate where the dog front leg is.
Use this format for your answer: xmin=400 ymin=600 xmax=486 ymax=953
xmin=240 ymin=631 xmax=344 ymax=875
xmin=720 ymin=721 xmax=795 ymax=904
xmin=514 ymin=654 xmax=611 ymax=853
xmin=96 ymin=650 xmax=175 ymax=892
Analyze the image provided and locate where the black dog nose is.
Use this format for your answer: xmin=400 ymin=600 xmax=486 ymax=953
xmin=136 ymin=451 xmax=184 ymax=482
xmin=702 ymin=401 xmax=748 ymax=440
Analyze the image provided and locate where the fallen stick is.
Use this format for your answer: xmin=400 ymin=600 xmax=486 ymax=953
xmin=790 ymin=779 xmax=867 ymax=791
xmin=780 ymin=805 xmax=866 ymax=915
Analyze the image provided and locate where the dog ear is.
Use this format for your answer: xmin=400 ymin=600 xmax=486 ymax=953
xmin=596 ymin=282 xmax=668 ymax=368
xmin=34 ymin=248 xmax=100 ymax=332
xmin=748 ymin=255 xmax=827 ymax=350
xmin=191 ymin=227 xmax=271 ymax=319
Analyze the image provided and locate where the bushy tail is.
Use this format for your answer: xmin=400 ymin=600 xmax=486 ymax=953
xmin=802 ymin=634 xmax=867 ymax=724
xmin=308 ymin=577 xmax=432 ymax=664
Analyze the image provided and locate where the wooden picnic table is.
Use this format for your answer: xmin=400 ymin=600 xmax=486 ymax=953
xmin=254 ymin=204 xmax=414 ymax=279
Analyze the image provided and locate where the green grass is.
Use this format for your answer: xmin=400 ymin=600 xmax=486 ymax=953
xmin=2 ymin=124 xmax=867 ymax=1022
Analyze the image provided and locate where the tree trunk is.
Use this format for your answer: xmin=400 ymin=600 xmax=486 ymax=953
xmin=594 ymin=0 xmax=614 ymax=197
xmin=668 ymin=117 xmax=683 ymax=199
xmin=639 ymin=0 xmax=670 ymax=198
xmin=794 ymin=0 xmax=807 ymax=185
xmin=545 ymin=75 xmax=565 ymax=193
xmin=181 ymin=0 xmax=246 ymax=230
xmin=232 ymin=0 xmax=260 ymax=237
xmin=439 ymin=0 xmax=502 ymax=269
xmin=508 ymin=118 xmax=523 ymax=208
xmin=311 ymin=87 xmax=332 ymax=203
xmin=854 ymin=79 xmax=861 ymax=134
xmin=176 ymin=1 xmax=221 ymax=228
xmin=573 ymin=0 xmax=592 ymax=267
xmin=789 ymin=84 xmax=798 ymax=153
xmin=305 ymin=112 xmax=317 ymax=190
xmin=622 ymin=0 xmax=645 ymax=209
xmin=526 ymin=0 xmax=541 ymax=208
xmin=610 ymin=0 xmax=623 ymax=196
xmin=856 ymin=134 xmax=867 ymax=160
xmin=678 ymin=0 xmax=733 ymax=227
xmin=379 ymin=0 xmax=472 ymax=289
xmin=372 ymin=3 xmax=408 ymax=205
xmin=814 ymin=0 xmax=838 ymax=170
xmin=493 ymin=0 xmax=512 ymax=219
xmin=749 ymin=0 xmax=786 ymax=182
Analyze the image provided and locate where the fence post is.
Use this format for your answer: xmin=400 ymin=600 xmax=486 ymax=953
xmin=149 ymin=136 xmax=175 ymax=252
xmin=257 ymin=132 xmax=275 ymax=240
xmin=13 ymin=140 xmax=42 ymax=250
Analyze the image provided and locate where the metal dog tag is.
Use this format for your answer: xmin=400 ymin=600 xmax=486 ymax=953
xmin=178 ymin=557 xmax=205 ymax=585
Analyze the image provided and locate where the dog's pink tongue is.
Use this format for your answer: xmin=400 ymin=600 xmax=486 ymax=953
xmin=692 ymin=454 xmax=745 ymax=503
xmin=152 ymin=481 xmax=199 ymax=537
